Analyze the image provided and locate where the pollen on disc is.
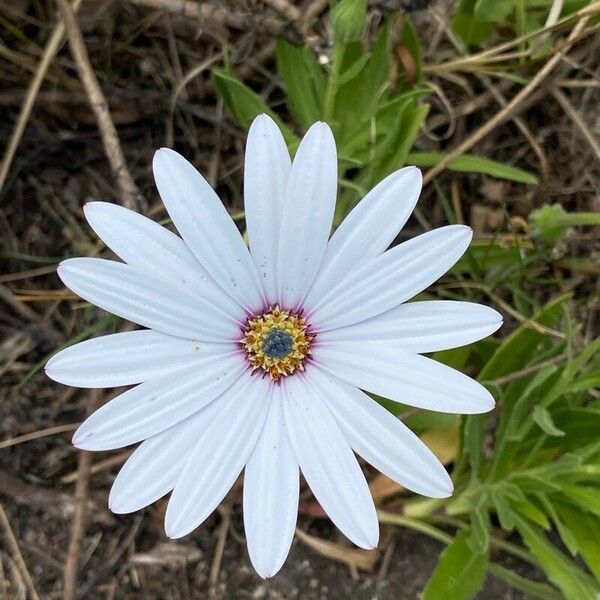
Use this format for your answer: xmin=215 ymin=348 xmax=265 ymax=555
xmin=240 ymin=305 xmax=312 ymax=380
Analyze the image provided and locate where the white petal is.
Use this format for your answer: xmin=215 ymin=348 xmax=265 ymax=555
xmin=165 ymin=371 xmax=272 ymax=539
xmin=58 ymin=258 xmax=241 ymax=341
xmin=45 ymin=331 xmax=229 ymax=388
xmin=244 ymin=388 xmax=299 ymax=578
xmin=84 ymin=202 xmax=244 ymax=320
xmin=309 ymin=225 xmax=473 ymax=331
xmin=153 ymin=148 xmax=265 ymax=312
xmin=109 ymin=411 xmax=208 ymax=514
xmin=305 ymin=167 xmax=421 ymax=307
xmin=245 ymin=115 xmax=291 ymax=305
xmin=282 ymin=374 xmax=379 ymax=549
xmin=319 ymin=301 xmax=503 ymax=352
xmin=314 ymin=341 xmax=494 ymax=414
xmin=72 ymin=352 xmax=245 ymax=450
xmin=309 ymin=368 xmax=453 ymax=498
xmin=277 ymin=122 xmax=337 ymax=309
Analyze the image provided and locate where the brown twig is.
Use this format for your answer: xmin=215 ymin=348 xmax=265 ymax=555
xmin=0 ymin=423 xmax=79 ymax=451
xmin=60 ymin=450 xmax=131 ymax=485
xmin=0 ymin=503 xmax=40 ymax=600
xmin=489 ymin=354 xmax=568 ymax=386
xmin=0 ymin=469 xmax=75 ymax=511
xmin=0 ymin=282 xmax=62 ymax=341
xmin=208 ymin=504 xmax=231 ymax=591
xmin=0 ymin=0 xmax=83 ymax=199
xmin=429 ymin=10 xmax=551 ymax=183
xmin=126 ymin=0 xmax=302 ymax=43
xmin=481 ymin=76 xmax=550 ymax=182
xmin=552 ymin=86 xmax=600 ymax=164
xmin=260 ymin=0 xmax=302 ymax=24
xmin=422 ymin=16 xmax=591 ymax=185
xmin=55 ymin=0 xmax=141 ymax=211
xmin=62 ymin=390 xmax=102 ymax=600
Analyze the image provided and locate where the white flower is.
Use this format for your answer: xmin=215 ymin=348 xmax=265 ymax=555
xmin=46 ymin=115 xmax=501 ymax=578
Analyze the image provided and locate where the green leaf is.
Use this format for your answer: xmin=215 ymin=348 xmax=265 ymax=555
xmin=332 ymin=0 xmax=367 ymax=43
xmin=470 ymin=295 xmax=569 ymax=481
xmin=480 ymin=294 xmax=570 ymax=381
xmin=451 ymin=12 xmax=494 ymax=45
xmin=374 ymin=104 xmax=429 ymax=181
xmin=514 ymin=498 xmax=550 ymax=529
xmin=516 ymin=517 xmax=600 ymax=600
xmin=212 ymin=69 xmax=298 ymax=146
xmin=559 ymin=484 xmax=600 ymax=519
xmin=474 ymin=0 xmax=515 ymax=21
xmin=407 ymin=152 xmax=538 ymax=184
xmin=532 ymin=405 xmax=565 ymax=437
xmin=490 ymin=487 xmax=516 ymax=530
xmin=487 ymin=564 xmax=562 ymax=600
xmin=538 ymin=494 xmax=579 ymax=555
xmin=468 ymin=500 xmax=490 ymax=554
xmin=530 ymin=203 xmax=600 ymax=244
xmin=275 ymin=41 xmax=325 ymax=130
xmin=337 ymin=53 xmax=371 ymax=86
xmin=568 ymin=372 xmax=600 ymax=393
xmin=557 ymin=502 xmax=600 ymax=579
xmin=422 ymin=530 xmax=488 ymax=600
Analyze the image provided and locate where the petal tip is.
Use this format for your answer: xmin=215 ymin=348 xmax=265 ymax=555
xmin=43 ymin=362 xmax=58 ymax=382
xmin=164 ymin=522 xmax=187 ymax=540
xmin=72 ymin=428 xmax=94 ymax=450
xmin=308 ymin=120 xmax=334 ymax=139
xmin=253 ymin=563 xmax=283 ymax=579
xmin=153 ymin=147 xmax=178 ymax=169
xmin=437 ymin=478 xmax=454 ymax=499
xmin=251 ymin=113 xmax=274 ymax=128
xmin=108 ymin=494 xmax=138 ymax=515
xmin=83 ymin=199 xmax=107 ymax=210
xmin=458 ymin=224 xmax=473 ymax=238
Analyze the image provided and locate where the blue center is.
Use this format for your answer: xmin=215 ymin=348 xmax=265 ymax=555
xmin=262 ymin=328 xmax=294 ymax=359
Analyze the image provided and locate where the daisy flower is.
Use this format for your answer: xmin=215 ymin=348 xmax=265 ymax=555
xmin=46 ymin=114 xmax=501 ymax=578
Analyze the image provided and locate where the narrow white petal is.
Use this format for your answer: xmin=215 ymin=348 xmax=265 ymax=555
xmin=84 ymin=202 xmax=244 ymax=320
xmin=45 ymin=331 xmax=229 ymax=388
xmin=245 ymin=115 xmax=291 ymax=305
xmin=72 ymin=352 xmax=245 ymax=450
xmin=309 ymin=368 xmax=453 ymax=498
xmin=314 ymin=341 xmax=494 ymax=414
xmin=309 ymin=225 xmax=473 ymax=331
xmin=282 ymin=374 xmax=379 ymax=549
xmin=319 ymin=301 xmax=502 ymax=352
xmin=165 ymin=371 xmax=272 ymax=539
xmin=305 ymin=167 xmax=421 ymax=307
xmin=244 ymin=388 xmax=299 ymax=578
xmin=109 ymin=411 xmax=209 ymax=514
xmin=277 ymin=122 xmax=337 ymax=309
xmin=58 ymin=258 xmax=241 ymax=341
xmin=153 ymin=148 xmax=265 ymax=312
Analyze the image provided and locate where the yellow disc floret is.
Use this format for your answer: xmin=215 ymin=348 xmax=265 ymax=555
xmin=241 ymin=305 xmax=312 ymax=381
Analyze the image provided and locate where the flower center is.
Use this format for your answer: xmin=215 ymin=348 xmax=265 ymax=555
xmin=240 ymin=305 xmax=312 ymax=381
xmin=261 ymin=328 xmax=294 ymax=359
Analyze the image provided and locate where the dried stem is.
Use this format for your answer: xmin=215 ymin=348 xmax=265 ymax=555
xmin=260 ymin=0 xmax=302 ymax=24
xmin=0 ymin=0 xmax=83 ymax=198
xmin=422 ymin=16 xmax=591 ymax=185
xmin=55 ymin=0 xmax=141 ymax=210
xmin=552 ymin=86 xmax=600 ymax=164
xmin=126 ymin=0 xmax=302 ymax=43
xmin=62 ymin=390 xmax=102 ymax=600
xmin=0 ymin=503 xmax=40 ymax=600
